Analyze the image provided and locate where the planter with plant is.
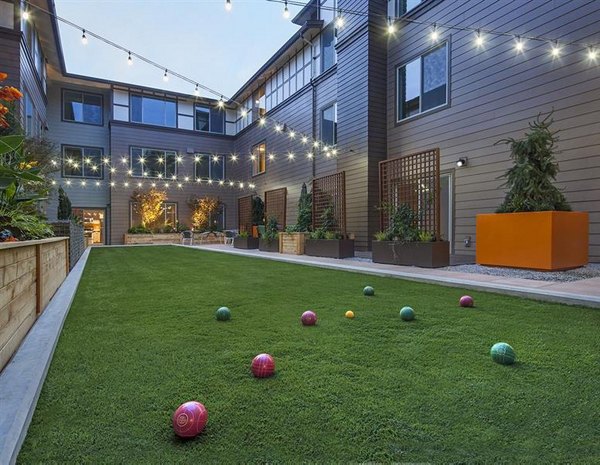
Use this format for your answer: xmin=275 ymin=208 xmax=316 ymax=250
xmin=234 ymin=229 xmax=259 ymax=249
xmin=476 ymin=113 xmax=588 ymax=270
xmin=305 ymin=205 xmax=354 ymax=259
xmin=259 ymin=215 xmax=280 ymax=252
xmin=124 ymin=188 xmax=182 ymax=244
xmin=372 ymin=203 xmax=449 ymax=268
xmin=250 ymin=196 xmax=264 ymax=238
xmin=279 ymin=183 xmax=311 ymax=255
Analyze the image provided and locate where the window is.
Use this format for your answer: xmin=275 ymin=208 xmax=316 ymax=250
xmin=194 ymin=105 xmax=224 ymax=133
xmin=62 ymin=146 xmax=103 ymax=178
xmin=24 ymin=90 xmax=34 ymax=136
xmin=321 ymin=23 xmax=337 ymax=72
xmin=252 ymin=142 xmax=266 ymax=176
xmin=319 ymin=0 xmax=335 ymax=23
xmin=63 ymin=90 xmax=103 ymax=125
xmin=130 ymin=202 xmax=177 ymax=229
xmin=321 ymin=103 xmax=337 ymax=146
xmin=130 ymin=147 xmax=177 ymax=178
xmin=130 ymin=95 xmax=176 ymax=127
xmin=389 ymin=0 xmax=423 ymax=17
xmin=210 ymin=204 xmax=226 ymax=231
xmin=194 ymin=154 xmax=225 ymax=181
xmin=0 ymin=1 xmax=13 ymax=29
xmin=397 ymin=42 xmax=448 ymax=121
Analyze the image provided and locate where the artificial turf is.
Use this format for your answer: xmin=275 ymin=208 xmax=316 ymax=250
xmin=18 ymin=246 xmax=600 ymax=463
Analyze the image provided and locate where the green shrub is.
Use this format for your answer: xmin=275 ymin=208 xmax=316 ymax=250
xmin=373 ymin=231 xmax=391 ymax=241
xmin=251 ymin=196 xmax=264 ymax=225
xmin=261 ymin=216 xmax=279 ymax=243
xmin=127 ymin=225 xmax=152 ymax=234
xmin=238 ymin=230 xmax=249 ymax=238
xmin=57 ymin=186 xmax=72 ymax=220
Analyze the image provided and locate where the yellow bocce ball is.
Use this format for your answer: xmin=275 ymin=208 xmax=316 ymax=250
xmin=345 ymin=310 xmax=355 ymax=319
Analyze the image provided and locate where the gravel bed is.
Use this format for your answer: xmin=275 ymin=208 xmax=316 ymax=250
xmin=442 ymin=263 xmax=600 ymax=282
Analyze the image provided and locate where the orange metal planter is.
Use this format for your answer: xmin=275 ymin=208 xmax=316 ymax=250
xmin=476 ymin=211 xmax=589 ymax=271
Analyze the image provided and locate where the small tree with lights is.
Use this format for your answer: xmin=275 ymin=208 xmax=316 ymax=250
xmin=188 ymin=195 xmax=222 ymax=231
xmin=131 ymin=188 xmax=167 ymax=228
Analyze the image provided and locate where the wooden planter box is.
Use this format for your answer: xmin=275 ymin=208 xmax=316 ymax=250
xmin=259 ymin=238 xmax=280 ymax=253
xmin=123 ymin=233 xmax=181 ymax=245
xmin=372 ymin=240 xmax=450 ymax=268
xmin=305 ymin=239 xmax=355 ymax=259
xmin=233 ymin=236 xmax=259 ymax=249
xmin=194 ymin=232 xmax=225 ymax=245
xmin=279 ymin=232 xmax=309 ymax=255
xmin=476 ymin=211 xmax=589 ymax=270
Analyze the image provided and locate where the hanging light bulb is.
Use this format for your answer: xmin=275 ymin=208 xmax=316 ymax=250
xmin=588 ymin=47 xmax=598 ymax=61
xmin=430 ymin=24 xmax=439 ymax=42
xmin=268 ymin=153 xmax=275 ymax=161
xmin=22 ymin=9 xmax=30 ymax=20
xmin=241 ymin=109 xmax=248 ymax=118
xmin=335 ymin=10 xmax=344 ymax=28
xmin=515 ymin=36 xmax=524 ymax=53
xmin=225 ymin=0 xmax=232 ymax=11
xmin=387 ymin=18 xmax=396 ymax=35
xmin=259 ymin=117 xmax=266 ymax=126
xmin=128 ymin=52 xmax=133 ymax=65
xmin=81 ymin=29 xmax=88 ymax=45
xmin=230 ymin=154 xmax=238 ymax=161
xmin=163 ymin=69 xmax=169 ymax=82
xmin=218 ymin=96 xmax=225 ymax=108
xmin=194 ymin=84 xmax=199 ymax=96
xmin=474 ymin=29 xmax=484 ymax=48
xmin=283 ymin=1 xmax=290 ymax=19
xmin=550 ymin=40 xmax=561 ymax=58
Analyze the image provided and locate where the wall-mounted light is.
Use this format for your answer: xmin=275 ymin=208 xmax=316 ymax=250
xmin=456 ymin=157 xmax=468 ymax=167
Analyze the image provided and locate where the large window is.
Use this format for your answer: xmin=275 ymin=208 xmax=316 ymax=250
xmin=194 ymin=154 xmax=225 ymax=181
xmin=130 ymin=95 xmax=176 ymax=127
xmin=130 ymin=147 xmax=177 ymax=178
xmin=252 ymin=142 xmax=266 ymax=176
xmin=397 ymin=42 xmax=448 ymax=121
xmin=62 ymin=146 xmax=103 ymax=178
xmin=195 ymin=105 xmax=224 ymax=133
xmin=130 ymin=202 xmax=177 ymax=229
xmin=321 ymin=23 xmax=336 ymax=72
xmin=321 ymin=103 xmax=337 ymax=146
xmin=389 ymin=0 xmax=423 ymax=17
xmin=63 ymin=90 xmax=103 ymax=125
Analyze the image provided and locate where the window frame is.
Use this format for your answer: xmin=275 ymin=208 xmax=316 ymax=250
xmin=320 ymin=102 xmax=338 ymax=147
xmin=129 ymin=201 xmax=178 ymax=229
xmin=129 ymin=146 xmax=178 ymax=179
xmin=251 ymin=141 xmax=267 ymax=177
xmin=129 ymin=93 xmax=177 ymax=128
xmin=61 ymin=89 xmax=104 ymax=126
xmin=193 ymin=153 xmax=226 ymax=181
xmin=194 ymin=104 xmax=225 ymax=134
xmin=396 ymin=40 xmax=450 ymax=123
xmin=61 ymin=145 xmax=104 ymax=179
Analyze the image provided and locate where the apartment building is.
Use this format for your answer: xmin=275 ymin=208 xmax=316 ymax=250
xmin=1 ymin=0 xmax=599 ymax=260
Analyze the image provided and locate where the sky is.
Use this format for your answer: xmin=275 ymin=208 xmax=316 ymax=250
xmin=54 ymin=0 xmax=303 ymax=98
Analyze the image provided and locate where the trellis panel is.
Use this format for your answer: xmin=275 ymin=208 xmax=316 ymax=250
xmin=264 ymin=188 xmax=287 ymax=228
xmin=312 ymin=171 xmax=346 ymax=234
xmin=379 ymin=148 xmax=441 ymax=239
xmin=237 ymin=195 xmax=253 ymax=232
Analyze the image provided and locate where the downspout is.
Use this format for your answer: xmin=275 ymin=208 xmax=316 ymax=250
xmin=301 ymin=33 xmax=317 ymax=179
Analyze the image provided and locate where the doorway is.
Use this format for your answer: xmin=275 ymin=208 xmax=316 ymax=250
xmin=72 ymin=208 xmax=106 ymax=245
xmin=440 ymin=173 xmax=453 ymax=253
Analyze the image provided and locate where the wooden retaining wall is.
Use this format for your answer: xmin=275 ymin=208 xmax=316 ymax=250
xmin=0 ymin=238 xmax=69 ymax=372
xmin=123 ymin=232 xmax=227 ymax=245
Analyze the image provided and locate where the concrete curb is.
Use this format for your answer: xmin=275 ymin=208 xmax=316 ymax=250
xmin=0 ymin=247 xmax=91 ymax=465
xmin=181 ymin=245 xmax=600 ymax=308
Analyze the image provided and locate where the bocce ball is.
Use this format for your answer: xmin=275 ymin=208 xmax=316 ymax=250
xmin=172 ymin=401 xmax=208 ymax=438
xmin=345 ymin=310 xmax=355 ymax=319
xmin=400 ymin=306 xmax=415 ymax=321
xmin=459 ymin=295 xmax=474 ymax=307
xmin=363 ymin=286 xmax=375 ymax=296
xmin=251 ymin=353 xmax=275 ymax=378
xmin=301 ymin=310 xmax=317 ymax=326
xmin=490 ymin=342 xmax=516 ymax=365
xmin=216 ymin=306 xmax=231 ymax=321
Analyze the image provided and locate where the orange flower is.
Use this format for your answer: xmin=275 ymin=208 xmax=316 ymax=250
xmin=0 ymin=72 xmax=7 ymax=81
xmin=0 ymin=103 xmax=8 ymax=128
xmin=0 ymin=86 xmax=23 ymax=102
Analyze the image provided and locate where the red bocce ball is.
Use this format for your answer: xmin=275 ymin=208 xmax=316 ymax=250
xmin=251 ymin=353 xmax=275 ymax=378
xmin=172 ymin=401 xmax=208 ymax=438
xmin=301 ymin=310 xmax=317 ymax=326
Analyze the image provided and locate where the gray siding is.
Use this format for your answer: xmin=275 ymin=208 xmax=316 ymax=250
xmin=387 ymin=0 xmax=600 ymax=262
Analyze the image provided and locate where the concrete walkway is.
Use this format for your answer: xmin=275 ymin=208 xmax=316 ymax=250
xmin=183 ymin=244 xmax=600 ymax=308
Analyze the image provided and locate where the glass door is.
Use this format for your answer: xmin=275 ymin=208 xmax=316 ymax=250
xmin=72 ymin=208 xmax=105 ymax=245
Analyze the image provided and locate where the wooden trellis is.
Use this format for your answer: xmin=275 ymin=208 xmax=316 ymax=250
xmin=237 ymin=195 xmax=253 ymax=232
xmin=312 ymin=171 xmax=346 ymax=234
xmin=379 ymin=148 xmax=441 ymax=239
xmin=264 ymin=187 xmax=287 ymax=228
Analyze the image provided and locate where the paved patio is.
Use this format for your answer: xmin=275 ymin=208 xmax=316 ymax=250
xmin=183 ymin=244 xmax=600 ymax=308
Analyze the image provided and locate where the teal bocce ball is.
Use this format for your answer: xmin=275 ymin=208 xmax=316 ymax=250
xmin=490 ymin=342 xmax=516 ymax=365
xmin=216 ymin=306 xmax=231 ymax=321
xmin=363 ymin=286 xmax=375 ymax=296
xmin=399 ymin=306 xmax=415 ymax=321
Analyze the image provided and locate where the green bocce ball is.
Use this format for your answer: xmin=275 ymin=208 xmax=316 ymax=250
xmin=363 ymin=286 xmax=375 ymax=296
xmin=399 ymin=306 xmax=415 ymax=321
xmin=216 ymin=306 xmax=231 ymax=321
xmin=490 ymin=342 xmax=516 ymax=365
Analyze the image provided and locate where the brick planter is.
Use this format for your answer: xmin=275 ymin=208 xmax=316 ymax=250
xmin=372 ymin=241 xmax=450 ymax=268
xmin=305 ymin=239 xmax=355 ymax=259
xmin=234 ymin=236 xmax=259 ymax=249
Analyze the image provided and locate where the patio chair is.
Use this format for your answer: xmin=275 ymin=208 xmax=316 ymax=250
xmin=224 ymin=230 xmax=235 ymax=246
xmin=181 ymin=230 xmax=193 ymax=246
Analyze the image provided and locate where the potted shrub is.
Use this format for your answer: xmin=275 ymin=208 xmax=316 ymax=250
xmin=259 ymin=216 xmax=280 ymax=252
xmin=476 ymin=113 xmax=588 ymax=270
xmin=233 ymin=230 xmax=259 ymax=249
xmin=279 ymin=183 xmax=311 ymax=255
xmin=250 ymin=196 xmax=264 ymax=238
xmin=305 ymin=205 xmax=354 ymax=259
xmin=372 ymin=204 xmax=449 ymax=268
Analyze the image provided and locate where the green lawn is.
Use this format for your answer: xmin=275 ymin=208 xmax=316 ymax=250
xmin=19 ymin=247 xmax=599 ymax=463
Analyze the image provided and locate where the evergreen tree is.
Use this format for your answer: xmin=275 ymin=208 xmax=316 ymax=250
xmin=295 ymin=182 xmax=312 ymax=231
xmin=57 ymin=186 xmax=72 ymax=220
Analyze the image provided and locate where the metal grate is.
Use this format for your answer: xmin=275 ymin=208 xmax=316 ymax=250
xmin=379 ymin=148 xmax=441 ymax=239
xmin=312 ymin=171 xmax=346 ymax=234
xmin=264 ymin=187 xmax=287 ymax=229
xmin=237 ymin=195 xmax=253 ymax=232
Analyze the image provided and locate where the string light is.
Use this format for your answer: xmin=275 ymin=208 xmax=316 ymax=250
xmin=335 ymin=10 xmax=344 ymax=28
xmin=283 ymin=0 xmax=290 ymax=19
xmin=430 ymin=23 xmax=439 ymax=42
xmin=588 ymin=47 xmax=598 ymax=61
xmin=387 ymin=18 xmax=396 ymax=35
xmin=275 ymin=124 xmax=283 ymax=132
xmin=551 ymin=40 xmax=561 ymax=58
xmin=81 ymin=29 xmax=87 ymax=45
xmin=301 ymin=136 xmax=308 ymax=144
xmin=289 ymin=131 xmax=296 ymax=138
xmin=163 ymin=69 xmax=169 ymax=82
xmin=241 ymin=109 xmax=248 ymax=118
xmin=307 ymin=152 xmax=314 ymax=159
xmin=268 ymin=153 xmax=275 ymax=161
xmin=22 ymin=9 xmax=30 ymax=20
xmin=515 ymin=36 xmax=524 ymax=53
xmin=475 ymin=29 xmax=484 ymax=48
xmin=225 ymin=0 xmax=232 ymax=11
xmin=194 ymin=84 xmax=199 ymax=96
xmin=218 ymin=96 xmax=225 ymax=108
xmin=287 ymin=152 xmax=295 ymax=160
xmin=230 ymin=154 xmax=238 ymax=161
xmin=128 ymin=51 xmax=133 ymax=65
xmin=259 ymin=117 xmax=266 ymax=126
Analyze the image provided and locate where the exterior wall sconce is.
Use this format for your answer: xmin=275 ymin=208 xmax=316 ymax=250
xmin=464 ymin=236 xmax=472 ymax=247
xmin=456 ymin=157 xmax=468 ymax=167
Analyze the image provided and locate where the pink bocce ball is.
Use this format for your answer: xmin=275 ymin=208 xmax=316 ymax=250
xmin=251 ymin=353 xmax=275 ymax=378
xmin=301 ymin=310 xmax=317 ymax=326
xmin=172 ymin=401 xmax=208 ymax=438
xmin=459 ymin=295 xmax=474 ymax=307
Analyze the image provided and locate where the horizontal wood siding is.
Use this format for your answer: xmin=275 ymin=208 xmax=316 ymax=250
xmin=387 ymin=0 xmax=600 ymax=262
